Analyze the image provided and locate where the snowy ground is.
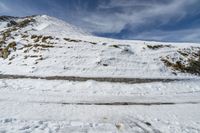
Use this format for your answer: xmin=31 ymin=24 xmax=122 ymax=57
xmin=0 ymin=78 xmax=200 ymax=133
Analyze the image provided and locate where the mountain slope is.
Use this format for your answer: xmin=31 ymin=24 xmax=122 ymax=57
xmin=0 ymin=15 xmax=200 ymax=78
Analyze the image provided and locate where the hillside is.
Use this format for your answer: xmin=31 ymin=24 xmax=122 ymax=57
xmin=0 ymin=15 xmax=200 ymax=133
xmin=0 ymin=15 xmax=200 ymax=78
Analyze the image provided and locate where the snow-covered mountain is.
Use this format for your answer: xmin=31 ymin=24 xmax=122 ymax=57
xmin=0 ymin=15 xmax=199 ymax=78
xmin=1 ymin=15 xmax=200 ymax=133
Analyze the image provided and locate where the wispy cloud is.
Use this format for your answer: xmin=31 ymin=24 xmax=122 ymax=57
xmin=82 ymin=0 xmax=199 ymax=33
xmin=73 ymin=0 xmax=200 ymax=42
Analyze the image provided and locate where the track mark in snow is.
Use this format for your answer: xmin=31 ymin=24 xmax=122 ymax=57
xmin=0 ymin=74 xmax=191 ymax=84
xmin=0 ymin=118 xmax=162 ymax=133
xmin=124 ymin=118 xmax=162 ymax=133
xmin=1 ymin=99 xmax=199 ymax=106
xmin=60 ymin=101 xmax=200 ymax=106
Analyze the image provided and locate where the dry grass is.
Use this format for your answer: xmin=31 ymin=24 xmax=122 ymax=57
xmin=162 ymin=50 xmax=200 ymax=75
xmin=63 ymin=38 xmax=81 ymax=43
xmin=0 ymin=42 xmax=17 ymax=59
xmin=41 ymin=36 xmax=54 ymax=43
xmin=16 ymin=18 xmax=35 ymax=28
xmin=147 ymin=45 xmax=171 ymax=50
xmin=34 ymin=44 xmax=54 ymax=48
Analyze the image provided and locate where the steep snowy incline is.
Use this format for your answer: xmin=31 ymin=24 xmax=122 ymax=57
xmin=0 ymin=15 xmax=200 ymax=78
xmin=27 ymin=15 xmax=90 ymax=37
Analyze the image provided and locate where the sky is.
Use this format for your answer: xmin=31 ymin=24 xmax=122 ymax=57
xmin=0 ymin=0 xmax=200 ymax=42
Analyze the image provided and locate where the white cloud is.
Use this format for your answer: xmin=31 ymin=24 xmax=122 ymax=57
xmin=81 ymin=0 xmax=198 ymax=34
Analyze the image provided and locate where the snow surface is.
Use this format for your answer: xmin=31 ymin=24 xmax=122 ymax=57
xmin=0 ymin=15 xmax=200 ymax=132
xmin=29 ymin=15 xmax=90 ymax=37
xmin=0 ymin=22 xmax=7 ymax=31
xmin=0 ymin=79 xmax=200 ymax=132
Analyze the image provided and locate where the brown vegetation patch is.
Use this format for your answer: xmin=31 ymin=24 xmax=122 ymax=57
xmin=147 ymin=44 xmax=171 ymax=50
xmin=0 ymin=42 xmax=17 ymax=59
xmin=63 ymin=38 xmax=82 ymax=43
xmin=162 ymin=48 xmax=200 ymax=75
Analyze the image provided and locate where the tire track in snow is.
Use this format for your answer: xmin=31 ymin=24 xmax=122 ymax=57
xmin=33 ymin=101 xmax=200 ymax=106
xmin=0 ymin=74 xmax=191 ymax=84
xmin=0 ymin=99 xmax=200 ymax=106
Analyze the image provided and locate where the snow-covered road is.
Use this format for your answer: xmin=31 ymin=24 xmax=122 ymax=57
xmin=0 ymin=78 xmax=200 ymax=133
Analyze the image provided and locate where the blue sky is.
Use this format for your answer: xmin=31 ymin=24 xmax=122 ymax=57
xmin=0 ymin=0 xmax=200 ymax=42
